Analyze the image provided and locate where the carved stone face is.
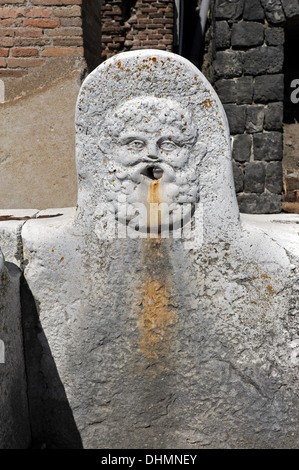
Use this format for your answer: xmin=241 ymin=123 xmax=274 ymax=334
xmin=99 ymin=96 xmax=205 ymax=231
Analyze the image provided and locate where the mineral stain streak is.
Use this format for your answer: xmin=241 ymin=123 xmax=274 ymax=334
xmin=148 ymin=179 xmax=160 ymax=229
xmin=137 ymin=180 xmax=177 ymax=376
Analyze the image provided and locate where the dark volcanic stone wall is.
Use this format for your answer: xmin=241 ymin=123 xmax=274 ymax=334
xmin=203 ymin=0 xmax=299 ymax=213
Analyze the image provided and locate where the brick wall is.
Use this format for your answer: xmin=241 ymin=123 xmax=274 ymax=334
xmin=0 ymin=0 xmax=174 ymax=79
xmin=100 ymin=0 xmax=174 ymax=62
xmin=0 ymin=0 xmax=84 ymax=79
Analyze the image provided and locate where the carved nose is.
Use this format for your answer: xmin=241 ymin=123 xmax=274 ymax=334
xmin=147 ymin=154 xmax=159 ymax=160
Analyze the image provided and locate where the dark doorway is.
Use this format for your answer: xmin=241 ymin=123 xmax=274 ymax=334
xmin=284 ymin=17 xmax=299 ymax=124
xmin=174 ymin=0 xmax=203 ymax=68
xmin=81 ymin=0 xmax=102 ymax=74
xmin=283 ymin=16 xmax=299 ymax=212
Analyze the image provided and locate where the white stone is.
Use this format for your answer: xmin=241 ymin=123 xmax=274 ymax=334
xmin=75 ymin=49 xmax=239 ymax=240
xmin=241 ymin=213 xmax=299 ymax=258
xmin=15 ymin=50 xmax=299 ymax=448
xmin=0 ymin=209 xmax=39 ymax=267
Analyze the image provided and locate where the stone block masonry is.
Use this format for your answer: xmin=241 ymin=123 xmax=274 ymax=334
xmin=206 ymin=0 xmax=292 ymax=214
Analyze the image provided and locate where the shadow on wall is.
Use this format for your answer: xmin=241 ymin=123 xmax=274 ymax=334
xmin=20 ymin=273 xmax=83 ymax=449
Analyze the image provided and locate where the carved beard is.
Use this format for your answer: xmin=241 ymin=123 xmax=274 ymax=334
xmin=104 ymin=158 xmax=200 ymax=209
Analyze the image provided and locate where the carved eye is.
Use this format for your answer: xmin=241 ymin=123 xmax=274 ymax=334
xmin=128 ymin=140 xmax=145 ymax=150
xmin=159 ymin=140 xmax=178 ymax=152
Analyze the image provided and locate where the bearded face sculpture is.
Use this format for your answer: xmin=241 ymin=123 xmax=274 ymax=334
xmin=99 ymin=96 xmax=206 ymax=233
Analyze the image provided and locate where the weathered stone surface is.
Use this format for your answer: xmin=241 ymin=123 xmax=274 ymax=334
xmin=241 ymin=213 xmax=299 ymax=256
xmin=261 ymin=0 xmax=286 ymax=24
xmin=264 ymin=102 xmax=283 ymax=130
xmin=238 ymin=192 xmax=282 ymax=213
xmin=233 ymin=134 xmax=252 ymax=162
xmin=233 ymin=161 xmax=244 ymax=192
xmin=223 ymin=104 xmax=247 ymax=134
xmin=13 ymin=50 xmax=299 ymax=449
xmin=236 ymin=76 xmax=254 ymax=104
xmin=0 ymin=249 xmax=30 ymax=448
xmin=253 ymin=132 xmax=283 ymax=161
xmin=244 ymin=162 xmax=265 ymax=193
xmin=215 ymin=21 xmax=231 ymax=49
xmin=0 ymin=209 xmax=39 ymax=267
xmin=231 ymin=22 xmax=264 ymax=48
xmin=265 ymin=27 xmax=285 ymax=45
xmin=243 ymin=0 xmax=265 ymax=20
xmin=246 ymin=105 xmax=265 ymax=133
xmin=215 ymin=79 xmax=236 ymax=104
xmin=243 ymin=46 xmax=284 ymax=76
xmin=281 ymin=0 xmax=299 ymax=17
xmin=215 ymin=0 xmax=245 ymax=20
xmin=254 ymin=74 xmax=284 ymax=103
xmin=265 ymin=161 xmax=283 ymax=193
xmin=214 ymin=51 xmax=243 ymax=79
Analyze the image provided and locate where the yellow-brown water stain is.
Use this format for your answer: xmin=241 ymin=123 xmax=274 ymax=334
xmin=148 ymin=179 xmax=161 ymax=231
xmin=135 ymin=179 xmax=178 ymax=377
xmin=138 ymin=269 xmax=177 ymax=376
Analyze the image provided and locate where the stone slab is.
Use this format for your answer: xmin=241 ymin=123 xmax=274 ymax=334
xmin=18 ymin=50 xmax=299 ymax=449
xmin=240 ymin=213 xmax=299 ymax=258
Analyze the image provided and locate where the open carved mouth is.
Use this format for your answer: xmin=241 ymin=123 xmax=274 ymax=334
xmin=141 ymin=166 xmax=163 ymax=180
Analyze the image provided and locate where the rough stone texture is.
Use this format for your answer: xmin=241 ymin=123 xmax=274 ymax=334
xmin=243 ymin=0 xmax=265 ymax=20
xmin=223 ymin=104 xmax=246 ymax=134
xmin=243 ymin=46 xmax=284 ymax=76
xmin=253 ymin=132 xmax=283 ymax=161
xmin=231 ymin=22 xmax=264 ymax=48
xmin=9 ymin=50 xmax=297 ymax=450
xmin=254 ymin=74 xmax=284 ymax=103
xmin=233 ymin=134 xmax=252 ymax=162
xmin=283 ymin=123 xmax=299 ymax=207
xmin=242 ymin=213 xmax=299 ymax=255
xmin=244 ymin=162 xmax=265 ymax=193
xmin=265 ymin=161 xmax=283 ymax=194
xmin=281 ymin=0 xmax=299 ymax=17
xmin=238 ymin=192 xmax=282 ymax=213
xmin=0 ymin=210 xmax=39 ymax=267
xmin=265 ymin=27 xmax=285 ymax=46
xmin=260 ymin=0 xmax=286 ymax=24
xmin=264 ymin=102 xmax=283 ymax=131
xmin=246 ymin=105 xmax=265 ymax=133
xmin=214 ymin=79 xmax=236 ymax=104
xmin=215 ymin=0 xmax=245 ymax=20
xmin=204 ymin=0 xmax=285 ymax=213
xmin=0 ymin=249 xmax=30 ymax=448
xmin=213 ymin=51 xmax=243 ymax=79
xmin=233 ymin=161 xmax=244 ymax=192
xmin=236 ymin=76 xmax=254 ymax=104
xmin=215 ymin=21 xmax=231 ymax=50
